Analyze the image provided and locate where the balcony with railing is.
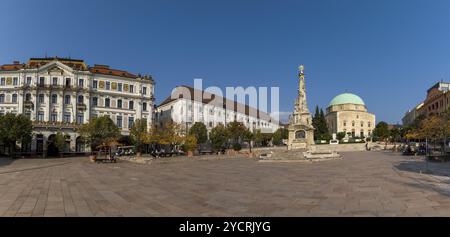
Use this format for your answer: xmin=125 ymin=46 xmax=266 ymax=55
xmin=32 ymin=121 xmax=80 ymax=129
xmin=24 ymin=101 xmax=34 ymax=108
xmin=76 ymin=103 xmax=87 ymax=111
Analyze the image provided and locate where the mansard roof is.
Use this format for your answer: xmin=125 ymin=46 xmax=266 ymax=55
xmin=0 ymin=57 xmax=154 ymax=82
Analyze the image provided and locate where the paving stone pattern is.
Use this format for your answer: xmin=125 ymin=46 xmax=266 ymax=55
xmin=1 ymin=151 xmax=450 ymax=216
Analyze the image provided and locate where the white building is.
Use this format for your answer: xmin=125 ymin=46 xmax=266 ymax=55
xmin=0 ymin=57 xmax=155 ymax=155
xmin=155 ymin=86 xmax=279 ymax=134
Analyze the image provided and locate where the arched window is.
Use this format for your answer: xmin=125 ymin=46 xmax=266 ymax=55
xmin=38 ymin=94 xmax=44 ymax=103
xmin=295 ymin=130 xmax=306 ymax=139
xmin=65 ymin=95 xmax=71 ymax=104
xmin=105 ymin=98 xmax=110 ymax=108
xmin=51 ymin=94 xmax=57 ymax=104
xmin=78 ymin=95 xmax=84 ymax=104
xmin=92 ymin=97 xmax=98 ymax=106
xmin=25 ymin=93 xmax=31 ymax=102
xmin=129 ymin=101 xmax=134 ymax=110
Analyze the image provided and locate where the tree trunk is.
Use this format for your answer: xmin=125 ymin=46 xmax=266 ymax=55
xmin=10 ymin=141 xmax=15 ymax=159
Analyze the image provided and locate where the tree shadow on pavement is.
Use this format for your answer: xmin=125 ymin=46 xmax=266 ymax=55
xmin=0 ymin=157 xmax=15 ymax=168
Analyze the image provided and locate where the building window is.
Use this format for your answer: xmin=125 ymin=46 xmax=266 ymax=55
xmin=39 ymin=77 xmax=45 ymax=86
xmin=360 ymin=131 xmax=364 ymax=138
xmin=128 ymin=117 xmax=134 ymax=129
xmin=53 ymin=77 xmax=58 ymax=86
xmin=64 ymin=113 xmax=71 ymax=123
xmin=51 ymin=113 xmax=58 ymax=122
xmin=117 ymin=99 xmax=122 ymax=108
xmin=106 ymin=82 xmax=111 ymax=90
xmin=129 ymin=101 xmax=134 ymax=110
xmin=78 ymin=79 xmax=84 ymax=87
xmin=37 ymin=112 xmax=44 ymax=122
xmin=343 ymin=121 xmax=347 ymax=127
xmin=116 ymin=116 xmax=122 ymax=128
xmin=143 ymin=102 xmax=147 ymax=111
xmin=12 ymin=94 xmax=17 ymax=103
xmin=78 ymin=95 xmax=84 ymax=104
xmin=26 ymin=77 xmax=32 ymax=85
xmin=25 ymin=111 xmax=31 ymax=119
xmin=92 ymin=97 xmax=98 ymax=106
xmin=93 ymin=80 xmax=98 ymax=89
xmin=0 ymin=78 xmax=5 ymax=86
xmin=65 ymin=95 xmax=71 ymax=104
xmin=13 ymin=77 xmax=18 ymax=86
xmin=361 ymin=122 xmax=364 ymax=127
xmin=25 ymin=93 xmax=31 ymax=102
xmin=130 ymin=85 xmax=134 ymax=93
xmin=0 ymin=94 xmax=4 ymax=103
xmin=51 ymin=94 xmax=57 ymax=104
xmin=118 ymin=83 xmax=122 ymax=92
xmin=105 ymin=98 xmax=110 ymax=108
xmin=65 ymin=78 xmax=71 ymax=87
xmin=38 ymin=94 xmax=44 ymax=103
xmin=352 ymin=121 xmax=355 ymax=127
xmin=77 ymin=113 xmax=84 ymax=124
xmin=368 ymin=122 xmax=371 ymax=128
xmin=209 ymin=122 xmax=213 ymax=128
xmin=143 ymin=87 xmax=147 ymax=95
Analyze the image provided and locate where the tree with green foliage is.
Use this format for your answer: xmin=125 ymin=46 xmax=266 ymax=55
xmin=336 ymin=132 xmax=346 ymax=141
xmin=226 ymin=121 xmax=246 ymax=144
xmin=253 ymin=129 xmax=273 ymax=147
xmin=130 ymin=119 xmax=148 ymax=155
xmin=273 ymin=128 xmax=288 ymax=146
xmin=313 ymin=106 xmax=331 ymax=141
xmin=373 ymin=121 xmax=390 ymax=149
xmin=54 ymin=132 xmax=66 ymax=157
xmin=77 ymin=116 xmax=121 ymax=150
xmin=0 ymin=113 xmax=33 ymax=158
xmin=188 ymin=122 xmax=208 ymax=144
xmin=209 ymin=124 xmax=229 ymax=152
xmin=243 ymin=129 xmax=254 ymax=152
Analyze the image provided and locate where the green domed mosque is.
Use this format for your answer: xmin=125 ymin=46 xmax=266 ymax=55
xmin=325 ymin=93 xmax=376 ymax=139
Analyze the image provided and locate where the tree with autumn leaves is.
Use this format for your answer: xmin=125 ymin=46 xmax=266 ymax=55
xmin=404 ymin=111 xmax=450 ymax=154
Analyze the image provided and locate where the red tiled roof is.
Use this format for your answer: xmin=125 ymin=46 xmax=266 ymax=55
xmin=0 ymin=57 xmax=146 ymax=80
xmin=89 ymin=66 xmax=137 ymax=79
xmin=159 ymin=86 xmax=273 ymax=121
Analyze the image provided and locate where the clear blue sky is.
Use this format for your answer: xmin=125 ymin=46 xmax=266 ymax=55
xmin=2 ymin=0 xmax=450 ymax=124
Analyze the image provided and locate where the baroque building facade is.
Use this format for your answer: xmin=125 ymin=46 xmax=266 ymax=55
xmin=156 ymin=86 xmax=279 ymax=135
xmin=0 ymin=57 xmax=155 ymax=155
xmin=402 ymin=82 xmax=450 ymax=126
xmin=325 ymin=93 xmax=375 ymax=138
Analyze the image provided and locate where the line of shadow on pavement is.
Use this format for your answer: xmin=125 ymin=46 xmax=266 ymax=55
xmin=393 ymin=160 xmax=450 ymax=197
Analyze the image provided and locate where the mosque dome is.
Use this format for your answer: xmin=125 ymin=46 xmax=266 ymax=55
xmin=329 ymin=93 xmax=365 ymax=107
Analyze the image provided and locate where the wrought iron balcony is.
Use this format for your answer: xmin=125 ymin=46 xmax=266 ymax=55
xmin=76 ymin=103 xmax=87 ymax=110
xmin=24 ymin=101 xmax=34 ymax=108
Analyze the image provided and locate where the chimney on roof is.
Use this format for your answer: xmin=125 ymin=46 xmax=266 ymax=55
xmin=13 ymin=61 xmax=20 ymax=65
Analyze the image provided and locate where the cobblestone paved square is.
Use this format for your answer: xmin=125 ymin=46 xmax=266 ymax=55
xmin=1 ymin=151 xmax=450 ymax=216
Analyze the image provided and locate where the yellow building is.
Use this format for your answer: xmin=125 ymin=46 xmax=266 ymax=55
xmin=325 ymin=93 xmax=376 ymax=138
